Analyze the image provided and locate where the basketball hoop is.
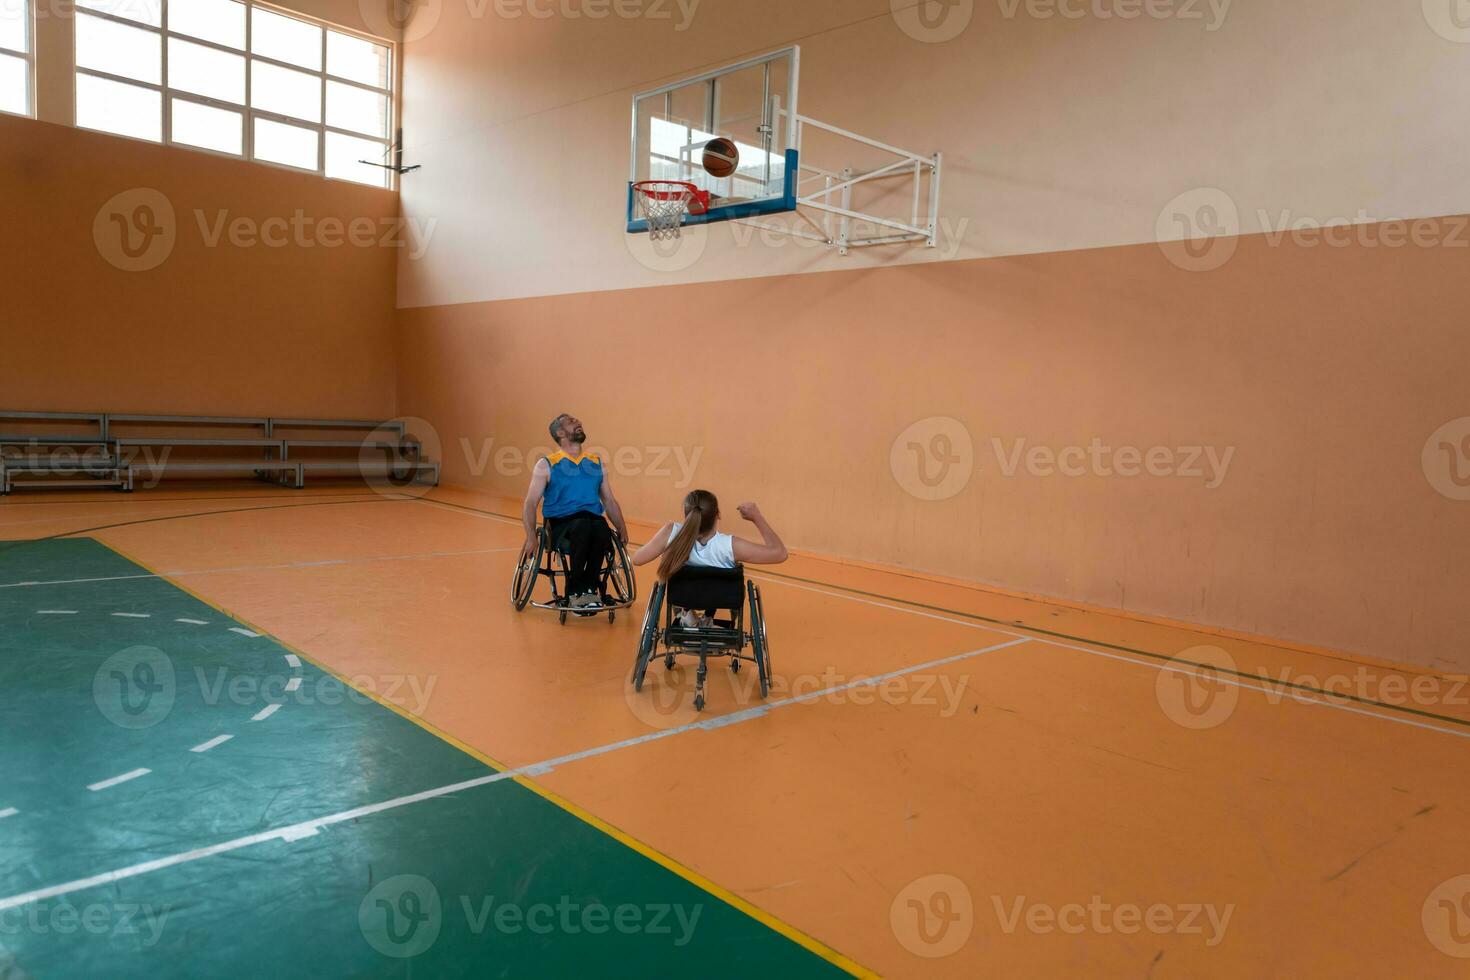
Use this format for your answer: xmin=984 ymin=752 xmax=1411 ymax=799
xmin=632 ymin=180 xmax=710 ymax=241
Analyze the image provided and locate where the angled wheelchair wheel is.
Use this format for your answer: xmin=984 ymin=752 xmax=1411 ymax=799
xmin=748 ymin=581 xmax=770 ymax=699
xmin=510 ymin=527 xmax=545 ymax=611
xmin=605 ymin=533 xmax=637 ymax=607
xmin=632 ymin=581 xmax=665 ymax=692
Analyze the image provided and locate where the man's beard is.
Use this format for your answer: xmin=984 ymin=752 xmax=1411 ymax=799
xmin=571 ymin=428 xmax=586 ymax=444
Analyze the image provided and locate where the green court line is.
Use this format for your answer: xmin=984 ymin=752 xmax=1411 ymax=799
xmin=0 ymin=539 xmax=855 ymax=978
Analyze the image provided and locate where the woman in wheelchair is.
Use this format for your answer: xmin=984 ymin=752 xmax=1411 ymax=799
xmin=632 ymin=490 xmax=789 ymax=588
xmin=630 ymin=490 xmax=787 ymax=710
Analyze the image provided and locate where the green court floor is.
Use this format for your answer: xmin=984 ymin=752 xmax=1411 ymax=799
xmin=0 ymin=539 xmax=852 ymax=977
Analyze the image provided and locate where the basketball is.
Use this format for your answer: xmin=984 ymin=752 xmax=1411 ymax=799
xmin=702 ymin=137 xmax=740 ymax=178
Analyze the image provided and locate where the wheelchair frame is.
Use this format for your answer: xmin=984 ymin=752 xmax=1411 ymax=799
xmin=630 ymin=565 xmax=771 ymax=712
xmin=510 ymin=520 xmax=637 ymax=625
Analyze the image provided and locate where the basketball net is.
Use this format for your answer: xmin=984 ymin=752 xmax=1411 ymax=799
xmin=633 ymin=181 xmax=706 ymax=242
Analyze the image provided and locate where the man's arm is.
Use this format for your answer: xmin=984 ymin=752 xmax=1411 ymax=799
xmin=599 ymin=469 xmax=629 ymax=544
xmin=521 ymin=458 xmax=550 ymax=558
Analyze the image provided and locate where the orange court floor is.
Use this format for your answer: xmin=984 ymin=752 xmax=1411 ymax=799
xmin=2 ymin=484 xmax=1468 ymax=977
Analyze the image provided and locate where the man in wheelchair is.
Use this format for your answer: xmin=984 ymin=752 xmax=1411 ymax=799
xmin=521 ymin=413 xmax=630 ymax=612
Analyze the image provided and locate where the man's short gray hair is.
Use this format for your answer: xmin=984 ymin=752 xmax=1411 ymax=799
xmin=548 ymin=413 xmax=570 ymax=441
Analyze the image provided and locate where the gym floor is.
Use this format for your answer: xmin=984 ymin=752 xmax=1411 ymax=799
xmin=2 ymin=486 xmax=1466 ymax=977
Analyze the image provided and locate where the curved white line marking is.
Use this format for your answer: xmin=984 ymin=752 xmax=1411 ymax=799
xmin=283 ymin=654 xmax=301 ymax=668
xmin=284 ymin=678 xmax=301 ymax=692
xmin=0 ymin=809 xmax=17 ymax=819
xmin=111 ymin=612 xmax=150 ymax=619
xmin=36 ymin=610 xmax=78 ymax=615
xmin=250 ymin=704 xmax=281 ymax=722
xmin=229 ymin=628 xmax=261 ymax=638
xmin=175 ymin=618 xmax=208 ymax=625
xmin=87 ymin=769 xmax=150 ymax=792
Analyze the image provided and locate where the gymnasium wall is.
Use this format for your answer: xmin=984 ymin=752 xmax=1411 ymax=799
xmin=392 ymin=0 xmax=1470 ymax=669
xmin=0 ymin=114 xmax=400 ymax=417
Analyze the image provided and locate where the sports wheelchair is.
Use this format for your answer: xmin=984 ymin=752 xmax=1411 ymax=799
xmin=510 ymin=519 xmax=637 ymax=624
xmin=631 ymin=565 xmax=771 ymax=712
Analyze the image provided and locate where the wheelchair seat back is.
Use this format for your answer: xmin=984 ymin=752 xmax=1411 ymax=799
xmin=666 ymin=564 xmax=745 ymax=611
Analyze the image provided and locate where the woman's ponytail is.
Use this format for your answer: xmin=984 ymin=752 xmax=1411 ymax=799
xmin=658 ymin=489 xmax=719 ymax=581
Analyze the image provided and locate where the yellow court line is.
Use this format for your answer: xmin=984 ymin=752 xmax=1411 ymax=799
xmin=91 ymin=535 xmax=876 ymax=979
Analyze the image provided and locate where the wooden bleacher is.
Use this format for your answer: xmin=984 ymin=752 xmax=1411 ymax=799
xmin=0 ymin=410 xmax=440 ymax=494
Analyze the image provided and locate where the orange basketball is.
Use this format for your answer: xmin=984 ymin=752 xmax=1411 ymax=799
xmin=702 ymin=137 xmax=740 ymax=178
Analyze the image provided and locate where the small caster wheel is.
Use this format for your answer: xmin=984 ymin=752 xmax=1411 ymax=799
xmin=693 ymin=694 xmax=705 ymax=712
xmin=608 ymin=609 xmax=616 ymax=623
xmin=558 ymin=609 xmax=567 ymax=625
xmin=664 ymin=654 xmax=675 ymax=670
xmin=730 ymin=658 xmax=741 ymax=673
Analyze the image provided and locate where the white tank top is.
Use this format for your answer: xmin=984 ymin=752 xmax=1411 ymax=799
xmin=668 ymin=522 xmax=737 ymax=569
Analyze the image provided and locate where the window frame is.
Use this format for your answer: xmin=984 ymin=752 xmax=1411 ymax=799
xmin=0 ymin=0 xmax=36 ymax=118
xmin=72 ymin=0 xmax=396 ymax=188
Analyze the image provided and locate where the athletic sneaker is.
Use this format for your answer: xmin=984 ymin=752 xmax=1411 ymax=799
xmin=570 ymin=592 xmax=597 ymax=609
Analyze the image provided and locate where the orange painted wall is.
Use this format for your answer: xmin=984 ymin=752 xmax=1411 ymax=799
xmin=0 ymin=115 xmax=400 ymax=417
xmin=396 ymin=219 xmax=1470 ymax=672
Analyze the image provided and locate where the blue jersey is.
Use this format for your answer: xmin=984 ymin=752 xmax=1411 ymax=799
xmin=542 ymin=451 xmax=605 ymax=519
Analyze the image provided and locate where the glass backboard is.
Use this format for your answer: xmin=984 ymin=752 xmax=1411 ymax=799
xmin=628 ymin=47 xmax=800 ymax=232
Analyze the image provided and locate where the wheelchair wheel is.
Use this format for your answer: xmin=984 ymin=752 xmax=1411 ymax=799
xmin=748 ymin=581 xmax=770 ymax=699
xmin=605 ymin=534 xmax=637 ymax=607
xmin=510 ymin=527 xmax=545 ymax=611
xmin=632 ymin=582 xmax=664 ymax=692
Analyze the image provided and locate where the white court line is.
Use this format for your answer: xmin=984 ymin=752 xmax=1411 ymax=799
xmin=36 ymin=610 xmax=78 ymax=615
xmin=229 ymin=628 xmax=261 ymax=638
xmin=748 ymin=572 xmax=1470 ymax=740
xmin=0 ymin=547 xmax=518 ymax=591
xmin=284 ymin=677 xmax=301 ymax=692
xmin=110 ymin=612 xmax=150 ymax=619
xmin=87 ymin=769 xmax=150 ymax=792
xmin=0 ymin=809 xmax=16 ymax=819
xmin=175 ymin=618 xmax=208 ymax=625
xmin=251 ymin=704 xmax=281 ymax=722
xmin=190 ymin=735 xmax=233 ymax=754
xmin=0 ymin=637 xmax=1027 ymax=912
xmin=283 ymin=654 xmax=301 ymax=668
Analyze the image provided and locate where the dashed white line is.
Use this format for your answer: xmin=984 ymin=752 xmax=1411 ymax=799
xmin=0 ymin=809 xmax=17 ymax=819
xmin=251 ymin=704 xmax=282 ymax=722
xmin=111 ymin=612 xmax=150 ymax=619
xmin=229 ymin=628 xmax=261 ymax=638
xmin=189 ymin=735 xmax=233 ymax=754
xmin=283 ymin=654 xmax=301 ymax=668
xmin=87 ymin=769 xmax=151 ymax=792
xmin=175 ymin=618 xmax=208 ymax=625
xmin=284 ymin=678 xmax=301 ymax=692
xmin=36 ymin=610 xmax=78 ymax=615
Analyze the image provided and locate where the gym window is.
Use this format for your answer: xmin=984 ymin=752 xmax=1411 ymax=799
xmin=73 ymin=0 xmax=395 ymax=187
xmin=0 ymin=0 xmax=33 ymax=117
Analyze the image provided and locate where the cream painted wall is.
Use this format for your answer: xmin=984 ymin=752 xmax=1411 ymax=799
xmin=396 ymin=0 xmax=1470 ymax=306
